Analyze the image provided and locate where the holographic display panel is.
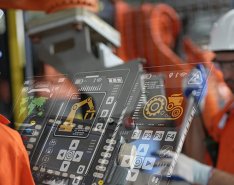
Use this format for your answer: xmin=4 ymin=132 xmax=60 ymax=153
xmin=15 ymin=62 xmax=212 ymax=185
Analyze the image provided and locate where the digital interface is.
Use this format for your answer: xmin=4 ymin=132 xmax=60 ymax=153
xmin=16 ymin=62 xmax=212 ymax=185
xmin=54 ymin=92 xmax=105 ymax=138
xmin=116 ymin=64 xmax=211 ymax=185
xmin=16 ymin=76 xmax=70 ymax=157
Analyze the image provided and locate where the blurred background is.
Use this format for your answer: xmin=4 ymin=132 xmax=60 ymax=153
xmin=1 ymin=0 xmax=233 ymax=120
xmin=0 ymin=0 xmax=233 ymax=174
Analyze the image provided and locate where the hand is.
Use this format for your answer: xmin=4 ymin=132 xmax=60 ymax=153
xmin=173 ymin=153 xmax=212 ymax=185
xmin=156 ymin=152 xmax=212 ymax=185
xmin=184 ymin=64 xmax=208 ymax=102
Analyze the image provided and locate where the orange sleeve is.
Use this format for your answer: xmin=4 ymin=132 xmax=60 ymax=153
xmin=0 ymin=124 xmax=35 ymax=185
xmin=203 ymin=69 xmax=233 ymax=142
xmin=16 ymin=133 xmax=36 ymax=185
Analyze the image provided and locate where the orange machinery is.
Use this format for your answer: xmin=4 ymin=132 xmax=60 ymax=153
xmin=114 ymin=0 xmax=233 ymax=129
xmin=2 ymin=0 xmax=230 ymax=130
xmin=114 ymin=0 xmax=233 ymax=167
xmin=115 ymin=1 xmax=182 ymax=67
xmin=0 ymin=0 xmax=98 ymax=13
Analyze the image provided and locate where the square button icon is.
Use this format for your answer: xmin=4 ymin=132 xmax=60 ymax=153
xmin=131 ymin=130 xmax=142 ymax=140
xmin=153 ymin=131 xmax=165 ymax=141
xmin=142 ymin=130 xmax=153 ymax=140
xmin=165 ymin=131 xmax=177 ymax=142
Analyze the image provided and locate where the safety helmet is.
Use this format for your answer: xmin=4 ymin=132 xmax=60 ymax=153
xmin=209 ymin=10 xmax=234 ymax=52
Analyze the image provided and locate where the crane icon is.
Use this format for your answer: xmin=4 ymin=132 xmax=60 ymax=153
xmin=59 ymin=97 xmax=96 ymax=132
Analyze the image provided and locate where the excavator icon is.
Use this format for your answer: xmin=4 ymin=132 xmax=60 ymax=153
xmin=59 ymin=97 xmax=96 ymax=132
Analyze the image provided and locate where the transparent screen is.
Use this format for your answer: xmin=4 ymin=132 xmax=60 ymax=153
xmin=15 ymin=62 xmax=212 ymax=185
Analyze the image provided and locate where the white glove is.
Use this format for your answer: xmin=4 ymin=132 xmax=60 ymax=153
xmin=172 ymin=153 xmax=212 ymax=185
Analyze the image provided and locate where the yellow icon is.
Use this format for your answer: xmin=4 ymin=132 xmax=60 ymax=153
xmin=30 ymin=120 xmax=36 ymax=126
xmin=59 ymin=97 xmax=96 ymax=132
xmin=143 ymin=94 xmax=183 ymax=120
xmin=98 ymin=180 xmax=104 ymax=185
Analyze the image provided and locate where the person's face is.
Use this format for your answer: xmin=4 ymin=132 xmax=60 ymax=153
xmin=214 ymin=52 xmax=234 ymax=93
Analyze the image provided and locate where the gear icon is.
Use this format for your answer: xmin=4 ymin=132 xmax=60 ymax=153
xmin=171 ymin=107 xmax=183 ymax=118
xmin=144 ymin=96 xmax=166 ymax=117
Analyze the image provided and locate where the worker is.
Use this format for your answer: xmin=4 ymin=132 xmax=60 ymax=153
xmin=170 ymin=9 xmax=234 ymax=185
xmin=0 ymin=114 xmax=35 ymax=185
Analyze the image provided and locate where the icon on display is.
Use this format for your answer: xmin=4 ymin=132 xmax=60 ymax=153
xmin=93 ymin=123 xmax=104 ymax=133
xmin=131 ymin=130 xmax=142 ymax=140
xmin=120 ymin=155 xmax=135 ymax=168
xmin=142 ymin=130 xmax=153 ymax=140
xmin=168 ymin=73 xmax=174 ymax=78
xmin=126 ymin=169 xmax=139 ymax=182
xmin=60 ymin=161 xmax=71 ymax=172
xmin=188 ymin=71 xmax=203 ymax=85
xmin=180 ymin=72 xmax=187 ymax=78
xmin=165 ymin=131 xmax=177 ymax=142
xmin=98 ymin=180 xmax=104 ymax=185
xmin=65 ymin=150 xmax=75 ymax=161
xmin=148 ymin=174 xmax=162 ymax=185
xmin=159 ymin=145 xmax=173 ymax=158
xmin=143 ymin=94 xmax=183 ymax=120
xmin=59 ymin=97 xmax=95 ymax=132
xmin=96 ymin=78 xmax=102 ymax=83
xmin=45 ymin=147 xmax=53 ymax=154
xmin=137 ymin=144 xmax=149 ymax=156
xmin=153 ymin=131 xmax=165 ymax=141
xmin=108 ymin=77 xmax=123 ymax=83
xmin=142 ymin=157 xmax=156 ymax=170
xmin=57 ymin=150 xmax=67 ymax=160
xmin=100 ymin=110 xmax=109 ymax=117
xmin=72 ymin=176 xmax=83 ymax=185
xmin=42 ymin=155 xmax=50 ymax=162
xmin=75 ymin=79 xmax=84 ymax=85
xmin=144 ymin=74 xmax=152 ymax=79
xmin=49 ymin=139 xmax=57 ymax=146
xmin=77 ymin=165 xmax=85 ymax=174
xmin=106 ymin=96 xmax=114 ymax=104
xmin=134 ymin=156 xmax=144 ymax=168
xmin=69 ymin=140 xmax=80 ymax=150
xmin=73 ymin=151 xmax=83 ymax=162
xmin=20 ymin=96 xmax=47 ymax=117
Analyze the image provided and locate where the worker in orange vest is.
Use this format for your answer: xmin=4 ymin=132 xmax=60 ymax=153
xmin=0 ymin=114 xmax=35 ymax=185
xmin=208 ymin=8 xmax=234 ymax=176
xmin=166 ymin=9 xmax=234 ymax=185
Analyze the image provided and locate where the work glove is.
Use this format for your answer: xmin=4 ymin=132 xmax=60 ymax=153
xmin=156 ymin=152 xmax=212 ymax=185
xmin=184 ymin=64 xmax=208 ymax=103
xmin=174 ymin=153 xmax=212 ymax=185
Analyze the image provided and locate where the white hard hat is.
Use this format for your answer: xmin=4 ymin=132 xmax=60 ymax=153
xmin=209 ymin=10 xmax=234 ymax=52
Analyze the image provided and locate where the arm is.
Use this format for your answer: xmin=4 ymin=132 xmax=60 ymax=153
xmin=17 ymin=135 xmax=36 ymax=185
xmin=171 ymin=153 xmax=234 ymax=185
xmin=208 ymin=169 xmax=234 ymax=185
xmin=0 ymin=123 xmax=35 ymax=185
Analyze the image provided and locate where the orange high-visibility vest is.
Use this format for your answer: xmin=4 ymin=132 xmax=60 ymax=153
xmin=0 ymin=114 xmax=35 ymax=185
xmin=210 ymin=100 xmax=234 ymax=174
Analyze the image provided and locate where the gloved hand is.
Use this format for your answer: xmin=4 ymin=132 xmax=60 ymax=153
xmin=184 ymin=64 xmax=208 ymax=103
xmin=156 ymin=152 xmax=212 ymax=185
xmin=172 ymin=153 xmax=212 ymax=185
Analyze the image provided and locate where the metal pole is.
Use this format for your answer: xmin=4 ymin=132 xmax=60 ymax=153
xmin=7 ymin=10 xmax=26 ymax=123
